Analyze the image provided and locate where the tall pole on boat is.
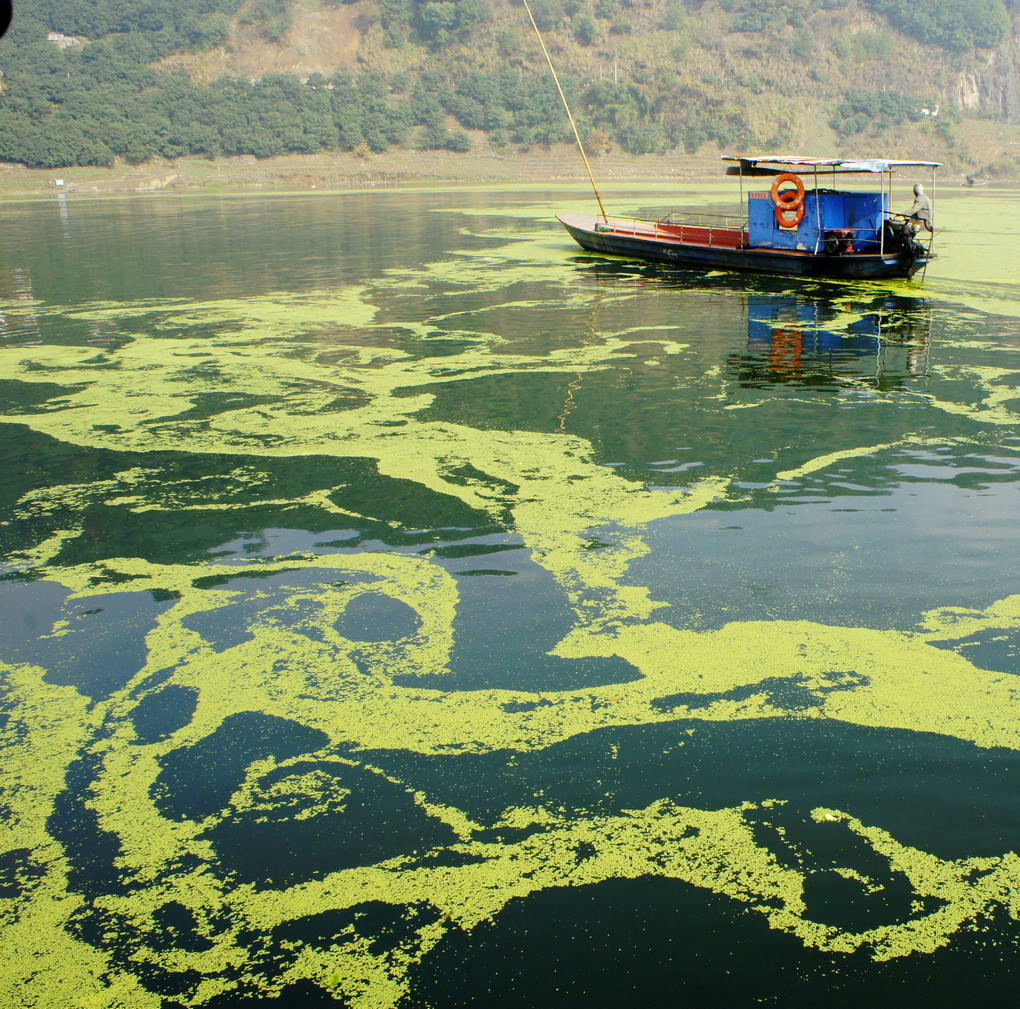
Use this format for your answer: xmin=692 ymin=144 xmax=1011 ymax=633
xmin=920 ymin=164 xmax=936 ymax=283
xmin=520 ymin=0 xmax=609 ymax=224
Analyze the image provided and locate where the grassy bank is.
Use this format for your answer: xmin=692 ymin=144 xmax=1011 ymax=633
xmin=0 ymin=146 xmax=734 ymax=200
xmin=2 ymin=134 xmax=1011 ymax=202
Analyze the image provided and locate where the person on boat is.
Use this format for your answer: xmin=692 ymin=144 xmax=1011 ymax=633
xmin=904 ymin=183 xmax=933 ymax=236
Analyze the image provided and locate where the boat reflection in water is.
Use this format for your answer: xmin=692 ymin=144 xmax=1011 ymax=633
xmin=733 ymin=295 xmax=932 ymax=389
xmin=575 ymin=257 xmax=933 ymax=393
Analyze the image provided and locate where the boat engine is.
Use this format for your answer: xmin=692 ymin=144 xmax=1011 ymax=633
xmin=883 ymin=219 xmax=927 ymax=259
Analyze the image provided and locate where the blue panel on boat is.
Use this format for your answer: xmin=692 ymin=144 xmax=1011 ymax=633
xmin=748 ymin=190 xmax=887 ymax=253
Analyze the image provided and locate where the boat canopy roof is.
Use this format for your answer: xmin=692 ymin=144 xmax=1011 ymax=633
xmin=724 ymin=155 xmax=942 ymax=174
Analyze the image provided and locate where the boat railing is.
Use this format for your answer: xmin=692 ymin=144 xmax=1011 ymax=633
xmin=657 ymin=212 xmax=747 ymax=231
xmin=824 ymin=225 xmax=883 ymax=238
xmin=598 ymin=213 xmax=749 ymax=247
xmin=818 ymin=224 xmax=884 ymax=253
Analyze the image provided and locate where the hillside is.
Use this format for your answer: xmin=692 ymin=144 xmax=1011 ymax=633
xmin=0 ymin=0 xmax=1018 ymax=175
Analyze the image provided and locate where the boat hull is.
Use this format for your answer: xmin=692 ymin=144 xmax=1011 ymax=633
xmin=557 ymin=213 xmax=929 ymax=280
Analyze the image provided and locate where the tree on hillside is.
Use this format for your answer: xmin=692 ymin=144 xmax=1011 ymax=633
xmin=829 ymin=88 xmax=922 ymax=138
xmin=414 ymin=0 xmax=488 ymax=47
xmin=862 ymin=0 xmax=1010 ymax=51
xmin=380 ymin=0 xmax=413 ymax=46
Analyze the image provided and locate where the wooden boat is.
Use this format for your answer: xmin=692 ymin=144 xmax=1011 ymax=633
xmin=557 ymin=155 xmax=941 ymax=281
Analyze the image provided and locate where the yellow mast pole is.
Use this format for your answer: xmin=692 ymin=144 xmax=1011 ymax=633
xmin=520 ymin=0 xmax=609 ymax=224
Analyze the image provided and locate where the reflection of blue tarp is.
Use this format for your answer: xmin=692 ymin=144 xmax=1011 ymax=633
xmin=746 ymin=297 xmax=881 ymax=357
xmin=748 ymin=190 xmax=887 ymax=252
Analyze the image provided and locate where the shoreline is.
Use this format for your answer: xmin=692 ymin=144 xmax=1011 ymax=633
xmin=0 ymin=147 xmax=732 ymax=200
xmin=1 ymin=145 xmax=1006 ymax=203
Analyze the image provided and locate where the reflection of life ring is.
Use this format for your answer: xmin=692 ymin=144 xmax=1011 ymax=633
xmin=771 ymin=328 xmax=803 ymax=372
xmin=771 ymin=172 xmax=805 ymax=229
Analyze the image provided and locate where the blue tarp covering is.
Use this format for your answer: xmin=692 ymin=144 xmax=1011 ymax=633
xmin=748 ymin=190 xmax=887 ymax=252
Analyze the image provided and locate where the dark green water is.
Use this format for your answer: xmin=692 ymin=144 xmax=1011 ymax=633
xmin=0 ymin=186 xmax=1018 ymax=1007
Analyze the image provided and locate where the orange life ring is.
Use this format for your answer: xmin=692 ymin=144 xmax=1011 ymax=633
xmin=775 ymin=202 xmax=805 ymax=228
xmin=771 ymin=172 xmax=805 ymax=208
xmin=771 ymin=172 xmax=805 ymax=229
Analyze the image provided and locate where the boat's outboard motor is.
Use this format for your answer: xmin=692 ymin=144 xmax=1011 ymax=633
xmin=883 ymin=218 xmax=927 ymax=259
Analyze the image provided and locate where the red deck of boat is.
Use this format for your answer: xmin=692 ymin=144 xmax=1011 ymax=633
xmin=652 ymin=223 xmax=745 ymax=247
xmin=558 ymin=213 xmax=747 ymax=249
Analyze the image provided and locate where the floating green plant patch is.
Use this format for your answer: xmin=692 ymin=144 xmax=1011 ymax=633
xmin=1 ymin=187 xmax=1018 ymax=1007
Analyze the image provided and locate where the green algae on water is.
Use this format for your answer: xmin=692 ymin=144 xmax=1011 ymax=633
xmin=1 ymin=187 xmax=1019 ymax=1006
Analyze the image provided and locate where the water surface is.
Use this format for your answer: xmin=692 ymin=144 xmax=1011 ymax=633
xmin=1 ymin=184 xmax=1018 ymax=1007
